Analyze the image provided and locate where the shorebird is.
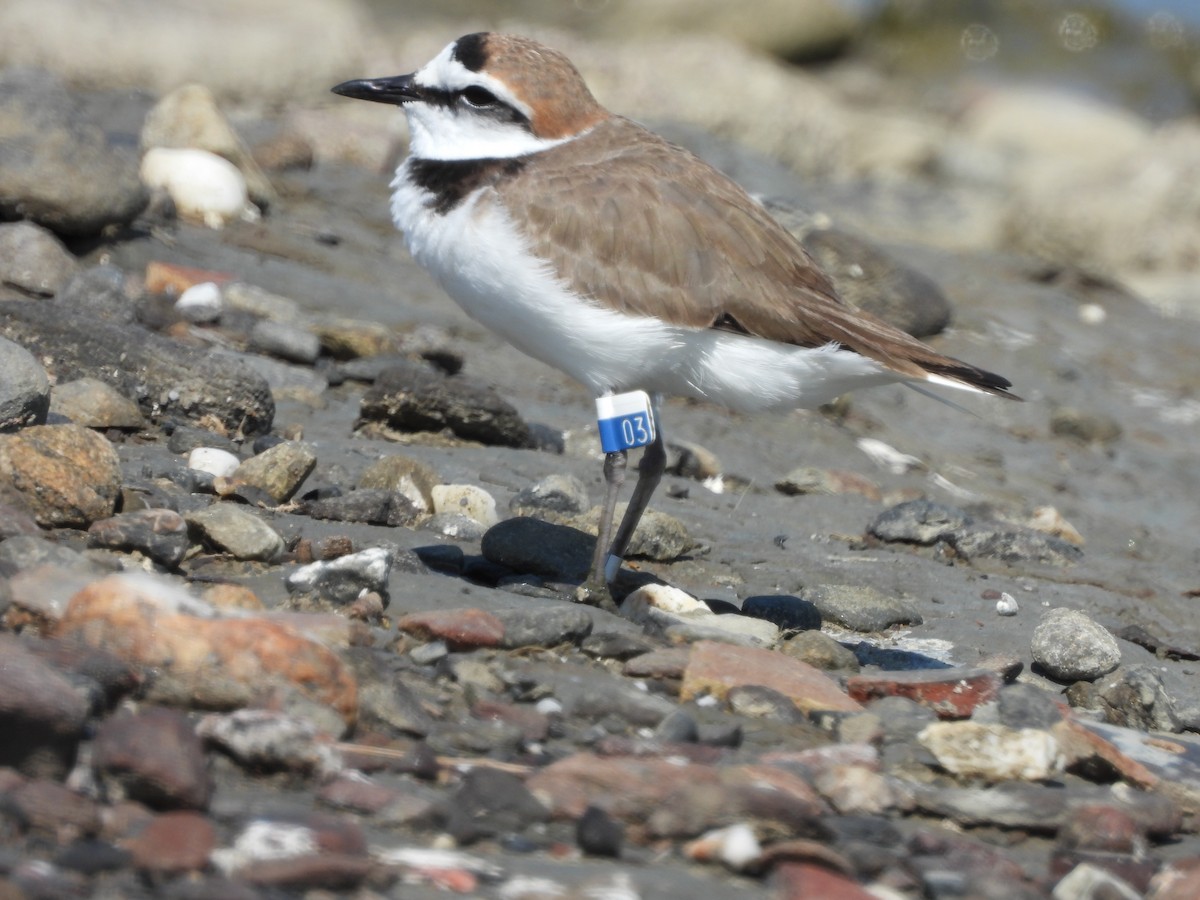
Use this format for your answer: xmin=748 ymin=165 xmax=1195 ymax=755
xmin=332 ymin=32 xmax=1016 ymax=593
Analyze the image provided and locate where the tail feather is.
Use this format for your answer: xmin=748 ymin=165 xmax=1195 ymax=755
xmin=921 ymin=359 xmax=1020 ymax=400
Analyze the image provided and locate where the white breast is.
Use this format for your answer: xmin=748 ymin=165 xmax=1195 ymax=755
xmin=390 ymin=165 xmax=897 ymax=412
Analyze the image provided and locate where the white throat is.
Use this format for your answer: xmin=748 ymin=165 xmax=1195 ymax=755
xmin=403 ymin=103 xmax=571 ymax=161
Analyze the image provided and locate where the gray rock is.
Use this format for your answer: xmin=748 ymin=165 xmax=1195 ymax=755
xmin=509 ymin=474 xmax=590 ymax=522
xmin=304 ymin=489 xmax=421 ymax=527
xmin=1094 ymin=665 xmax=1180 ymax=733
xmin=1031 ymin=608 xmax=1121 ymax=681
xmin=0 ymin=335 xmax=49 ymax=431
xmin=185 ymin=504 xmax=284 ymax=561
xmin=50 ymin=377 xmax=145 ymax=430
xmin=575 ymin=504 xmax=695 ymax=562
xmin=576 ymin=805 xmax=625 ymax=859
xmin=508 ymin=661 xmax=677 ymax=728
xmin=0 ymin=68 xmax=147 ymax=235
xmin=869 ymin=499 xmax=1083 ymax=566
xmin=996 ymin=683 xmax=1067 ymax=730
xmin=868 ymin=499 xmax=974 ymax=545
xmin=0 ymin=296 xmax=274 ymax=436
xmin=779 ymin=630 xmax=861 ymax=671
xmin=0 ymin=634 xmax=90 ymax=778
xmin=481 ymin=516 xmax=594 ymax=582
xmin=55 ymin=264 xmax=138 ymax=324
xmin=249 ymin=319 xmax=321 ymax=364
xmin=492 ymin=605 xmax=593 ymax=649
xmin=741 ymin=594 xmax=822 ymax=631
xmin=285 ymin=546 xmax=393 ymax=605
xmin=359 ymin=359 xmax=534 ymax=448
xmin=952 ymin=525 xmax=1083 ymax=567
xmin=0 ymin=221 xmax=78 ymax=296
xmin=442 ymin=768 xmax=549 ymax=845
xmin=87 ymin=508 xmax=191 ymax=568
xmin=804 ymin=583 xmax=923 ymax=632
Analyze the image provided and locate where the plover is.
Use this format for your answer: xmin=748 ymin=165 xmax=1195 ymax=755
xmin=332 ymin=32 xmax=1016 ymax=592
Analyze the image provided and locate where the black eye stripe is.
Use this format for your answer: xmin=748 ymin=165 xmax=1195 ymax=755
xmin=412 ymin=84 xmax=532 ymax=130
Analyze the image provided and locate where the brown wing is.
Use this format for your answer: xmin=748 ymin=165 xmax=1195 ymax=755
xmin=513 ymin=117 xmax=1014 ymax=398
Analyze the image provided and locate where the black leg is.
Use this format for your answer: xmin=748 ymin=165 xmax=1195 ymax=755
xmin=588 ymin=448 xmax=627 ymax=585
xmin=604 ymin=429 xmax=666 ymax=583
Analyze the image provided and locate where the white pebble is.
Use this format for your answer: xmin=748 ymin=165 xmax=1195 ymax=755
xmin=535 ymin=697 xmax=563 ymax=716
xmin=430 ymin=484 xmax=499 ymax=527
xmin=996 ymin=592 xmax=1019 ymax=616
xmin=140 ymin=147 xmax=258 ymax=229
xmin=176 ymin=281 xmax=223 ymax=323
xmin=1078 ymin=303 xmax=1107 ymax=325
xmin=683 ymin=822 xmax=762 ymax=871
xmin=187 ymin=446 xmax=241 ymax=477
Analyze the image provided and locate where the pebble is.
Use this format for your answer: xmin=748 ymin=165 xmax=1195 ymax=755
xmin=49 ymin=378 xmax=145 ymax=430
xmin=358 ymin=454 xmax=440 ymax=512
xmin=1031 ymin=608 xmax=1121 ymax=681
xmin=305 ymin=488 xmax=422 ymax=527
xmin=576 ymin=804 xmax=625 ymax=858
xmin=125 ymin=810 xmax=217 ymax=874
xmin=0 ymin=68 xmax=146 ymax=235
xmin=140 ymin=147 xmax=256 ymax=229
xmin=1093 ymin=665 xmax=1180 ymax=733
xmin=804 ymin=583 xmax=923 ymax=632
xmin=681 ymin=640 xmax=862 ymax=714
xmin=683 ymin=822 xmax=762 ymax=871
xmin=509 ymin=473 xmax=590 ymax=522
xmin=577 ymin=503 xmax=695 ymax=562
xmin=285 ymin=546 xmax=393 ymax=605
xmin=196 ymin=709 xmax=342 ymax=776
xmin=431 ymin=483 xmax=499 ymax=527
xmin=359 ymin=359 xmax=534 ymax=448
xmin=249 ymin=318 xmax=321 ymax=364
xmin=0 ymin=221 xmax=79 ymax=297
xmin=231 ymin=439 xmax=316 ymax=503
xmin=186 ymin=503 xmax=285 ymax=561
xmin=91 ymin=706 xmax=212 ymax=809
xmin=0 ymin=423 xmax=121 ymax=526
xmin=175 ymin=281 xmax=223 ymax=324
xmin=0 ymin=634 xmax=90 ymax=778
xmin=779 ymin=630 xmax=861 ymax=671
xmin=918 ymin=721 xmax=1066 ymax=782
xmin=397 ymin=608 xmax=506 ymax=650
xmin=846 ymin=668 xmax=1002 ymax=719
xmin=869 ymin=499 xmax=1084 ymax=566
xmin=87 ymin=508 xmax=190 ymax=568
xmin=442 ymin=768 xmax=549 ymax=845
xmin=187 ymin=446 xmax=241 ymax=478
xmin=481 ymin=516 xmax=594 ymax=581
xmin=53 ymin=573 xmax=358 ymax=730
xmin=0 ymin=335 xmax=50 ymax=431
xmin=741 ymin=595 xmax=822 ymax=631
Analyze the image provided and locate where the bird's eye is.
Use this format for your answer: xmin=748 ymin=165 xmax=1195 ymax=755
xmin=461 ymin=86 xmax=499 ymax=108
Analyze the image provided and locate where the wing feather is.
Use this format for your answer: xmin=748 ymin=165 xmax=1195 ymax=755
xmin=509 ymin=117 xmax=1014 ymax=398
